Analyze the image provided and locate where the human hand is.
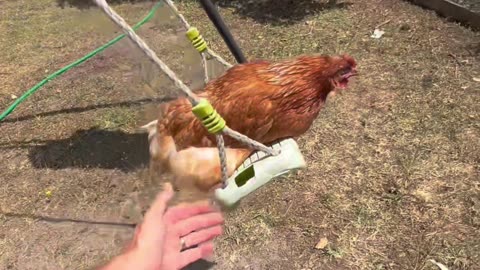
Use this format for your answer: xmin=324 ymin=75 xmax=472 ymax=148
xmin=101 ymin=183 xmax=224 ymax=270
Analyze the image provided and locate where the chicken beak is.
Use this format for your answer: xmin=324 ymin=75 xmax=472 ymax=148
xmin=352 ymin=67 xmax=359 ymax=76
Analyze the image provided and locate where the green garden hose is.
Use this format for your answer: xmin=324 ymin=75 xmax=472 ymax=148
xmin=0 ymin=2 xmax=162 ymax=122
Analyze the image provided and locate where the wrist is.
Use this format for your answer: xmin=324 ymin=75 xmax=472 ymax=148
xmin=100 ymin=248 xmax=160 ymax=270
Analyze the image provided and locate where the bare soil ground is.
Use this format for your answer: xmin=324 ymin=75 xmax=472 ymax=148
xmin=1 ymin=0 xmax=479 ymax=269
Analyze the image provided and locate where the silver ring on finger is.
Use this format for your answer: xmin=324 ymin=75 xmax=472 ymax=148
xmin=180 ymin=238 xmax=187 ymax=250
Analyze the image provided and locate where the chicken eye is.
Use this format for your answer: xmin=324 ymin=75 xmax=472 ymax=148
xmin=339 ymin=67 xmax=352 ymax=76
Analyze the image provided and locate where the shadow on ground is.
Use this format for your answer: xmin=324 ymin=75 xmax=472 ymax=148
xmin=27 ymin=128 xmax=150 ymax=172
xmin=184 ymin=260 xmax=216 ymax=270
xmin=1 ymin=97 xmax=172 ymax=123
xmin=215 ymin=0 xmax=352 ymax=25
xmin=58 ymin=0 xmax=352 ymax=26
xmin=56 ymin=0 xmax=155 ymax=9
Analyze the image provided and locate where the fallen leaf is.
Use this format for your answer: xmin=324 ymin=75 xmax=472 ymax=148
xmin=315 ymin=237 xmax=329 ymax=249
xmin=413 ymin=189 xmax=433 ymax=203
xmin=429 ymin=259 xmax=449 ymax=270
xmin=371 ymin=29 xmax=385 ymax=39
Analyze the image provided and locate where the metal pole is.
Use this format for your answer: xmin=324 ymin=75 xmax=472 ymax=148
xmin=199 ymin=0 xmax=247 ymax=64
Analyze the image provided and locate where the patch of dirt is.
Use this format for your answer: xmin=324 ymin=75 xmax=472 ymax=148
xmin=1 ymin=0 xmax=480 ymax=270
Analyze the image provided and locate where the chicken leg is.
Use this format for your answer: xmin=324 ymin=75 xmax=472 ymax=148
xmin=144 ymin=120 xmax=252 ymax=191
xmin=168 ymin=144 xmax=252 ymax=191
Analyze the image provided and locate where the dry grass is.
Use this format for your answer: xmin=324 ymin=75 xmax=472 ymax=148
xmin=1 ymin=0 xmax=479 ymax=269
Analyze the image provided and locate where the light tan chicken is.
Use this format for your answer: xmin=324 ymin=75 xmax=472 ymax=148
xmin=143 ymin=54 xmax=357 ymax=191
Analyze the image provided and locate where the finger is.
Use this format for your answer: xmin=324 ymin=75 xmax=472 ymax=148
xmin=164 ymin=201 xmax=219 ymax=224
xmin=178 ymin=241 xmax=214 ymax=269
xmin=181 ymin=225 xmax=223 ymax=249
xmin=176 ymin=212 xmax=224 ymax=237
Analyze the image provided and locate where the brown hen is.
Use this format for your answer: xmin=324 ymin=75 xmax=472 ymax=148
xmin=145 ymin=54 xmax=357 ymax=191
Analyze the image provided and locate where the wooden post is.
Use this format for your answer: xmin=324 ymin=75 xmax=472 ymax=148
xmin=408 ymin=0 xmax=480 ymax=30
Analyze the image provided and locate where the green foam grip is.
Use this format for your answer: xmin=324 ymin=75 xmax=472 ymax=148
xmin=186 ymin=27 xmax=208 ymax=53
xmin=192 ymin=99 xmax=226 ymax=134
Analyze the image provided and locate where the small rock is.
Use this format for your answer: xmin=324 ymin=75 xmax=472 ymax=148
xmin=473 ymin=77 xmax=480 ymax=82
xmin=371 ymin=29 xmax=385 ymax=39
xmin=10 ymin=94 xmax=17 ymax=99
xmin=315 ymin=237 xmax=329 ymax=249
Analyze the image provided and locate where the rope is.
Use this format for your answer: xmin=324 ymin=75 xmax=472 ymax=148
xmin=94 ymin=0 xmax=278 ymax=186
xmin=163 ymin=0 xmax=233 ymax=68
xmin=215 ymin=134 xmax=228 ymax=188
xmin=206 ymin=49 xmax=232 ymax=68
xmin=224 ymin=127 xmax=276 ymax=155
xmin=201 ymin=53 xmax=209 ymax=85
xmin=0 ymin=2 xmax=163 ymax=122
xmin=162 ymin=0 xmax=191 ymax=29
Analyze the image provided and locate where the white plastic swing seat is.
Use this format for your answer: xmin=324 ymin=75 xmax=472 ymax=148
xmin=214 ymin=138 xmax=306 ymax=207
